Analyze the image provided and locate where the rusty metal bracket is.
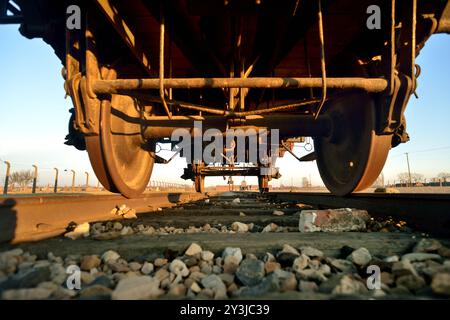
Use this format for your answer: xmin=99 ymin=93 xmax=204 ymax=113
xmin=314 ymin=0 xmax=327 ymax=120
xmin=377 ymin=0 xmax=415 ymax=144
xmin=66 ymin=73 xmax=89 ymax=134
xmin=159 ymin=6 xmax=172 ymax=119
xmin=379 ymin=73 xmax=413 ymax=141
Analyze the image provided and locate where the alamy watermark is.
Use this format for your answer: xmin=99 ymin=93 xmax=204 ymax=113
xmin=66 ymin=5 xmax=81 ymax=30
xmin=366 ymin=265 xmax=381 ymax=290
xmin=66 ymin=4 xmax=382 ymax=31
xmin=66 ymin=265 xmax=81 ymax=290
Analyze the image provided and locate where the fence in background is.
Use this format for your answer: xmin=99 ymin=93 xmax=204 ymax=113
xmin=0 ymin=160 xmax=192 ymax=195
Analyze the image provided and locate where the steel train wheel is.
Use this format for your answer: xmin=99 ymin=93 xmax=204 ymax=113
xmin=86 ymin=71 xmax=154 ymax=198
xmin=314 ymin=92 xmax=391 ymax=196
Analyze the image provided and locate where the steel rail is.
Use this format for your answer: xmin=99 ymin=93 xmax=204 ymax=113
xmin=0 ymin=192 xmax=207 ymax=244
xmin=268 ymin=192 xmax=450 ymax=237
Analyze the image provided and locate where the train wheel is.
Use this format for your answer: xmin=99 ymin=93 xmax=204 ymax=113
xmin=86 ymin=71 xmax=154 ymax=198
xmin=194 ymin=175 xmax=205 ymax=193
xmin=314 ymin=92 xmax=391 ymax=196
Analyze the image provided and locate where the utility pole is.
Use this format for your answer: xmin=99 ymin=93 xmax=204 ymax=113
xmin=3 ymin=161 xmax=10 ymax=195
xmin=31 ymin=165 xmax=38 ymax=194
xmin=53 ymin=168 xmax=59 ymax=193
xmin=405 ymin=153 xmax=412 ymax=187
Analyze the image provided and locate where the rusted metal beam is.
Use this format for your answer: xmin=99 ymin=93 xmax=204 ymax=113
xmin=92 ymin=77 xmax=388 ymax=93
xmin=94 ymin=0 xmax=153 ymax=74
xmin=142 ymin=114 xmax=331 ymax=139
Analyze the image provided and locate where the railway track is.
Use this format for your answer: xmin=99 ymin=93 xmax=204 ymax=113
xmin=0 ymin=191 xmax=450 ymax=300
xmin=0 ymin=192 xmax=206 ymax=243
xmin=268 ymin=192 xmax=450 ymax=237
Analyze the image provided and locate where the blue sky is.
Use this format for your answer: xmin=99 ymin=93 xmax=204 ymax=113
xmin=0 ymin=24 xmax=449 ymax=188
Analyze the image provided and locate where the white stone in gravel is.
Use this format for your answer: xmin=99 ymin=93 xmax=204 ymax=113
xmin=264 ymin=252 xmax=276 ymax=262
xmin=169 ymin=259 xmax=190 ymax=277
xmin=431 ymin=273 xmax=450 ymax=296
xmin=239 ymin=212 xmax=246 ymax=217
xmin=120 ymin=226 xmax=134 ymax=235
xmin=185 ymin=243 xmax=203 ymax=256
xmin=222 ymin=247 xmax=243 ymax=264
xmin=298 ymin=211 xmax=320 ymax=232
xmin=2 ymin=288 xmax=52 ymax=300
xmin=401 ymin=253 xmax=441 ymax=262
xmin=112 ymin=276 xmax=163 ymax=300
xmin=292 ymin=254 xmax=310 ymax=272
xmin=222 ymin=256 xmax=240 ymax=274
xmin=201 ymin=251 xmax=215 ymax=262
xmin=113 ymin=222 xmax=123 ymax=231
xmin=262 ymin=223 xmax=278 ymax=233
xmin=281 ymin=244 xmax=300 ymax=256
xmin=320 ymin=264 xmax=331 ymax=276
xmin=272 ymin=210 xmax=285 ymax=216
xmin=231 ymin=221 xmax=249 ymax=233
xmin=142 ymin=226 xmax=156 ymax=235
xmin=384 ymin=255 xmax=399 ymax=263
xmin=190 ymin=281 xmax=202 ymax=293
xmin=123 ymin=209 xmax=137 ymax=219
xmin=347 ymin=247 xmax=372 ymax=266
xmin=129 ymin=262 xmax=142 ymax=272
xmin=141 ymin=262 xmax=154 ymax=275
xmin=332 ymin=275 xmax=368 ymax=295
xmin=64 ymin=222 xmax=90 ymax=240
xmin=231 ymin=198 xmax=241 ymax=205
xmin=300 ymin=246 xmax=324 ymax=258
xmin=101 ymin=250 xmax=120 ymax=263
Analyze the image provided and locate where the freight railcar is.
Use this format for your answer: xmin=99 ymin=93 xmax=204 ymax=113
xmin=1 ymin=0 xmax=449 ymax=196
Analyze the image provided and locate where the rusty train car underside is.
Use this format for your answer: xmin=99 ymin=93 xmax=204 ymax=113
xmin=1 ymin=0 xmax=449 ymax=197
